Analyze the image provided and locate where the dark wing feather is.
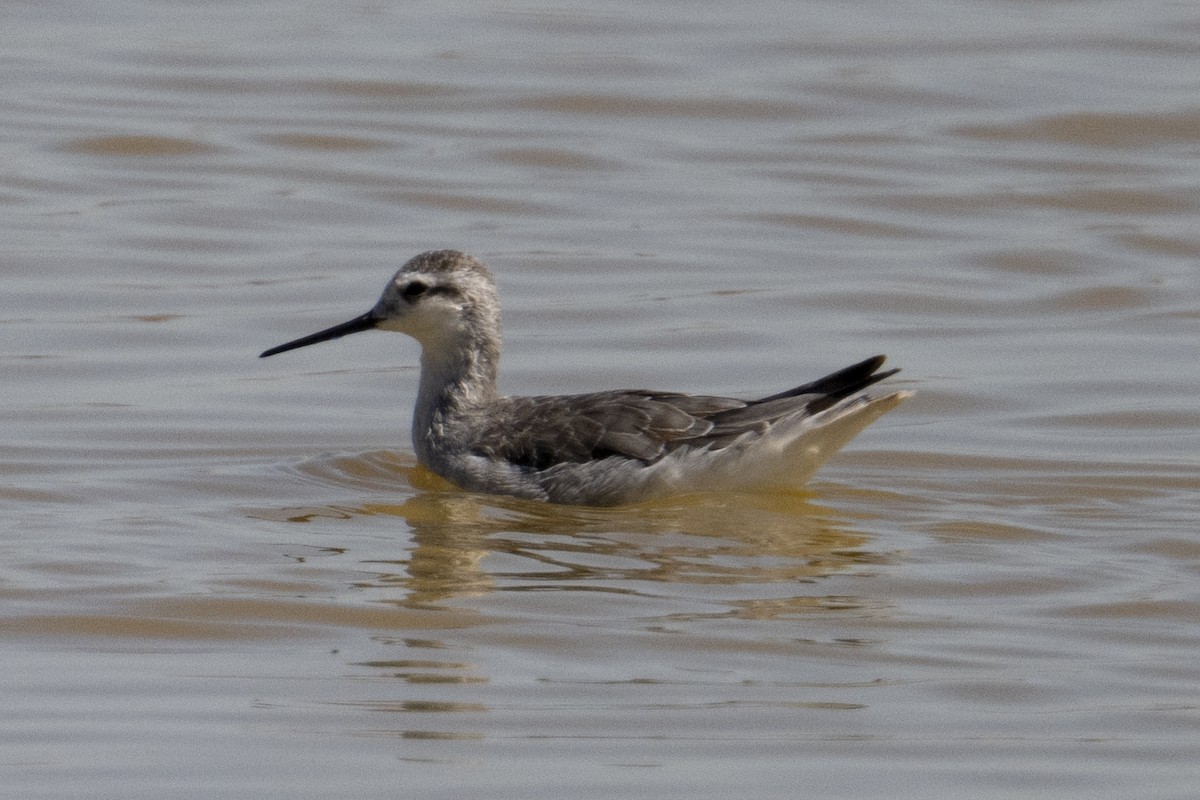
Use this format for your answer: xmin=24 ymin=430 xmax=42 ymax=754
xmin=470 ymin=356 xmax=899 ymax=469
xmin=756 ymin=354 xmax=898 ymax=410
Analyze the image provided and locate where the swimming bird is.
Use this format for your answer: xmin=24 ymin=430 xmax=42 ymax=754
xmin=260 ymin=250 xmax=911 ymax=505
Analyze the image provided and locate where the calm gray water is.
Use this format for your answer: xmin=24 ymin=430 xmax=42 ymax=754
xmin=4 ymin=1 xmax=1199 ymax=797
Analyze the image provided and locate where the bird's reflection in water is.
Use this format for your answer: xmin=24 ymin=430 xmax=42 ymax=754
xmin=371 ymin=472 xmax=884 ymax=612
xmin=263 ymin=451 xmax=892 ymax=614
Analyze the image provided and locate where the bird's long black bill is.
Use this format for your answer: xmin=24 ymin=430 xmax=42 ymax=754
xmin=259 ymin=311 xmax=377 ymax=358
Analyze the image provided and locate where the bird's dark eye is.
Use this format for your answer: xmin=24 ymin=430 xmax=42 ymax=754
xmin=401 ymin=281 xmax=428 ymax=301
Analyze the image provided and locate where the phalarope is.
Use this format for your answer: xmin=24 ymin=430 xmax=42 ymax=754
xmin=261 ymin=250 xmax=911 ymax=505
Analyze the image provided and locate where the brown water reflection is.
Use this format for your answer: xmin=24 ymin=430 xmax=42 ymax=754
xmin=250 ymin=451 xmax=886 ymax=613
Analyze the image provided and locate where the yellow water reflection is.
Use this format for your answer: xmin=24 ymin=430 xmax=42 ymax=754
xmin=252 ymin=450 xmax=891 ymax=614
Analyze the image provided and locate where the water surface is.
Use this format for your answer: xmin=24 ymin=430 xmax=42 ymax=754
xmin=4 ymin=1 xmax=1199 ymax=797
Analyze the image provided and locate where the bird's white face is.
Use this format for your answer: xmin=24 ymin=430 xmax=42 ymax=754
xmin=372 ymin=268 xmax=470 ymax=342
xmin=371 ymin=260 xmax=501 ymax=351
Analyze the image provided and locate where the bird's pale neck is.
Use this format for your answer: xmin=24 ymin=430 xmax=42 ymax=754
xmin=411 ymin=322 xmax=501 ymax=448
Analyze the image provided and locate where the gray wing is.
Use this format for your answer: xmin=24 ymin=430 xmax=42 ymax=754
xmin=470 ymin=355 xmax=898 ymax=469
xmin=472 ymin=390 xmax=745 ymax=468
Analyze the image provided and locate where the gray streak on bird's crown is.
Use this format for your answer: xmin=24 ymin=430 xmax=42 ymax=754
xmin=391 ymin=251 xmax=498 ymax=312
xmin=399 ymin=250 xmax=493 ymax=282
